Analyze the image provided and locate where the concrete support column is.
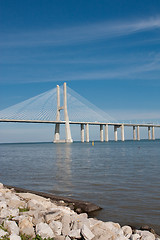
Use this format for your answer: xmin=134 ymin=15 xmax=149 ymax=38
xmin=121 ymin=124 xmax=125 ymax=141
xmin=148 ymin=127 xmax=151 ymax=140
xmin=133 ymin=126 xmax=136 ymax=140
xmin=86 ymin=124 xmax=89 ymax=142
xmin=81 ymin=124 xmax=84 ymax=143
xmin=54 ymin=85 xmax=60 ymax=143
xmin=64 ymin=83 xmax=73 ymax=143
xmin=152 ymin=126 xmax=155 ymax=140
xmin=114 ymin=126 xmax=118 ymax=141
xmin=137 ymin=126 xmax=140 ymax=141
xmin=100 ymin=125 xmax=104 ymax=142
xmin=105 ymin=124 xmax=108 ymax=142
xmin=54 ymin=124 xmax=60 ymax=142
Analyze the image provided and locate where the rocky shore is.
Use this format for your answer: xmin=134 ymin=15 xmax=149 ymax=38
xmin=0 ymin=183 xmax=159 ymax=240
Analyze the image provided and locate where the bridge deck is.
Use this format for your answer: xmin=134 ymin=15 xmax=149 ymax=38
xmin=0 ymin=119 xmax=160 ymax=128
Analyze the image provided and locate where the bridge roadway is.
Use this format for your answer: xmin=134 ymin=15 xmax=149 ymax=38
xmin=0 ymin=118 xmax=159 ymax=142
xmin=0 ymin=119 xmax=159 ymax=127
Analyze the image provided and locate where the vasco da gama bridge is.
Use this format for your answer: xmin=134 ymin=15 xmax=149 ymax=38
xmin=0 ymin=83 xmax=159 ymax=143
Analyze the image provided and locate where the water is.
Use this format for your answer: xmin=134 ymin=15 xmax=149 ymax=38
xmin=0 ymin=140 xmax=160 ymax=233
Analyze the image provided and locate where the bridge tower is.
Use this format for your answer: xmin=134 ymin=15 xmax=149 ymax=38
xmin=54 ymin=82 xmax=73 ymax=143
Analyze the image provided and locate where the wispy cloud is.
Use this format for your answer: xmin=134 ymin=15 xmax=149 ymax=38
xmin=1 ymin=17 xmax=160 ymax=47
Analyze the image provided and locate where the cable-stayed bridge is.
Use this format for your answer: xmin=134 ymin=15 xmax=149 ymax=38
xmin=0 ymin=83 xmax=159 ymax=142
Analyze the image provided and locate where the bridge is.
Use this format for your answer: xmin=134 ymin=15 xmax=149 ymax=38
xmin=0 ymin=83 xmax=159 ymax=142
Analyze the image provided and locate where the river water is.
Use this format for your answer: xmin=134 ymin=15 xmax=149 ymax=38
xmin=0 ymin=141 xmax=160 ymax=233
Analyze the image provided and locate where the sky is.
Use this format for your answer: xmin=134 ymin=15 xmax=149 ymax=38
xmin=0 ymin=0 xmax=160 ymax=142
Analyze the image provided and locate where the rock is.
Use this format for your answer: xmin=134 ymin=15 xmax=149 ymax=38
xmin=0 ymin=208 xmax=19 ymax=218
xmin=55 ymin=236 xmax=66 ymax=240
xmin=0 ymin=183 xmax=4 ymax=189
xmin=0 ymin=228 xmax=8 ymax=237
xmin=104 ymin=221 xmax=121 ymax=233
xmin=10 ymin=233 xmax=21 ymax=240
xmin=19 ymin=218 xmax=35 ymax=237
xmin=88 ymin=218 xmax=100 ymax=228
xmin=7 ymin=199 xmax=26 ymax=209
xmin=0 ymin=201 xmax=7 ymax=210
xmin=4 ymin=220 xmax=19 ymax=235
xmin=115 ymin=236 xmax=129 ymax=240
xmin=65 ymin=237 xmax=71 ymax=240
xmin=136 ymin=230 xmax=155 ymax=240
xmin=49 ymin=220 xmax=62 ymax=235
xmin=36 ymin=222 xmax=55 ymax=239
xmin=61 ymin=214 xmax=71 ymax=236
xmin=140 ymin=225 xmax=156 ymax=235
xmin=91 ymin=222 xmax=116 ymax=240
xmin=69 ymin=229 xmax=81 ymax=239
xmin=27 ymin=199 xmax=46 ymax=211
xmin=72 ymin=213 xmax=89 ymax=230
xmin=122 ymin=225 xmax=132 ymax=238
xmin=45 ymin=210 xmax=62 ymax=223
xmin=130 ymin=233 xmax=141 ymax=240
xmin=81 ymin=224 xmax=95 ymax=240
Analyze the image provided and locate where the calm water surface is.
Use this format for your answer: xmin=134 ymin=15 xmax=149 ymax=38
xmin=0 ymin=141 xmax=160 ymax=233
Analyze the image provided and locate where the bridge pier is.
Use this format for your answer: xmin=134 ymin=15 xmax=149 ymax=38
xmin=133 ymin=126 xmax=136 ymax=140
xmin=121 ymin=124 xmax=125 ymax=141
xmin=114 ymin=125 xmax=118 ymax=141
xmin=100 ymin=125 xmax=104 ymax=142
xmin=148 ymin=127 xmax=151 ymax=140
xmin=137 ymin=126 xmax=140 ymax=141
xmin=105 ymin=124 xmax=108 ymax=142
xmin=54 ymin=83 xmax=73 ymax=143
xmin=81 ymin=124 xmax=84 ymax=142
xmin=86 ymin=124 xmax=89 ymax=142
xmin=152 ymin=126 xmax=155 ymax=140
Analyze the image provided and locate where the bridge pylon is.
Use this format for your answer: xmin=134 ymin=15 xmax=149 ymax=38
xmin=54 ymin=82 xmax=73 ymax=143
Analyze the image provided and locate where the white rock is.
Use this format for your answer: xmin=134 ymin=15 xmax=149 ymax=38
xmin=0 ymin=228 xmax=8 ymax=237
xmin=115 ymin=236 xmax=129 ymax=240
xmin=81 ymin=224 xmax=95 ymax=240
xmin=91 ymin=222 xmax=116 ymax=240
xmin=0 ymin=201 xmax=7 ymax=210
xmin=88 ymin=218 xmax=100 ymax=228
xmin=0 ymin=183 xmax=4 ymax=189
xmin=45 ymin=210 xmax=62 ymax=223
xmin=19 ymin=218 xmax=35 ymax=237
xmin=27 ymin=199 xmax=45 ymax=211
xmin=10 ymin=233 xmax=21 ymax=240
xmin=65 ymin=237 xmax=71 ymax=240
xmin=135 ymin=230 xmax=155 ymax=240
xmin=7 ymin=199 xmax=26 ymax=209
xmin=49 ymin=220 xmax=62 ymax=235
xmin=4 ymin=220 xmax=19 ymax=235
xmin=69 ymin=229 xmax=81 ymax=239
xmin=104 ymin=221 xmax=121 ymax=232
xmin=1 ymin=208 xmax=19 ymax=218
xmin=130 ymin=233 xmax=141 ymax=240
xmin=122 ymin=225 xmax=132 ymax=238
xmin=36 ymin=222 xmax=55 ymax=239
xmin=61 ymin=214 xmax=71 ymax=236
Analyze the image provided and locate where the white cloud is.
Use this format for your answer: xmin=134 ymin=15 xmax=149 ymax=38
xmin=0 ymin=17 xmax=160 ymax=47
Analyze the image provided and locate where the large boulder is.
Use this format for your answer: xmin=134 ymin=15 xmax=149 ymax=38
xmin=81 ymin=224 xmax=95 ymax=240
xmin=19 ymin=218 xmax=35 ymax=238
xmin=122 ymin=225 xmax=132 ymax=238
xmin=49 ymin=220 xmax=62 ymax=235
xmin=4 ymin=220 xmax=19 ymax=235
xmin=10 ymin=233 xmax=21 ymax=240
xmin=45 ymin=210 xmax=62 ymax=223
xmin=0 ymin=228 xmax=8 ymax=238
xmin=36 ymin=222 xmax=55 ymax=239
xmin=135 ymin=230 xmax=155 ymax=240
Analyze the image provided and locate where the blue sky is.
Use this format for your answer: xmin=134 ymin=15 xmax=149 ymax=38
xmin=0 ymin=0 xmax=160 ymax=142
